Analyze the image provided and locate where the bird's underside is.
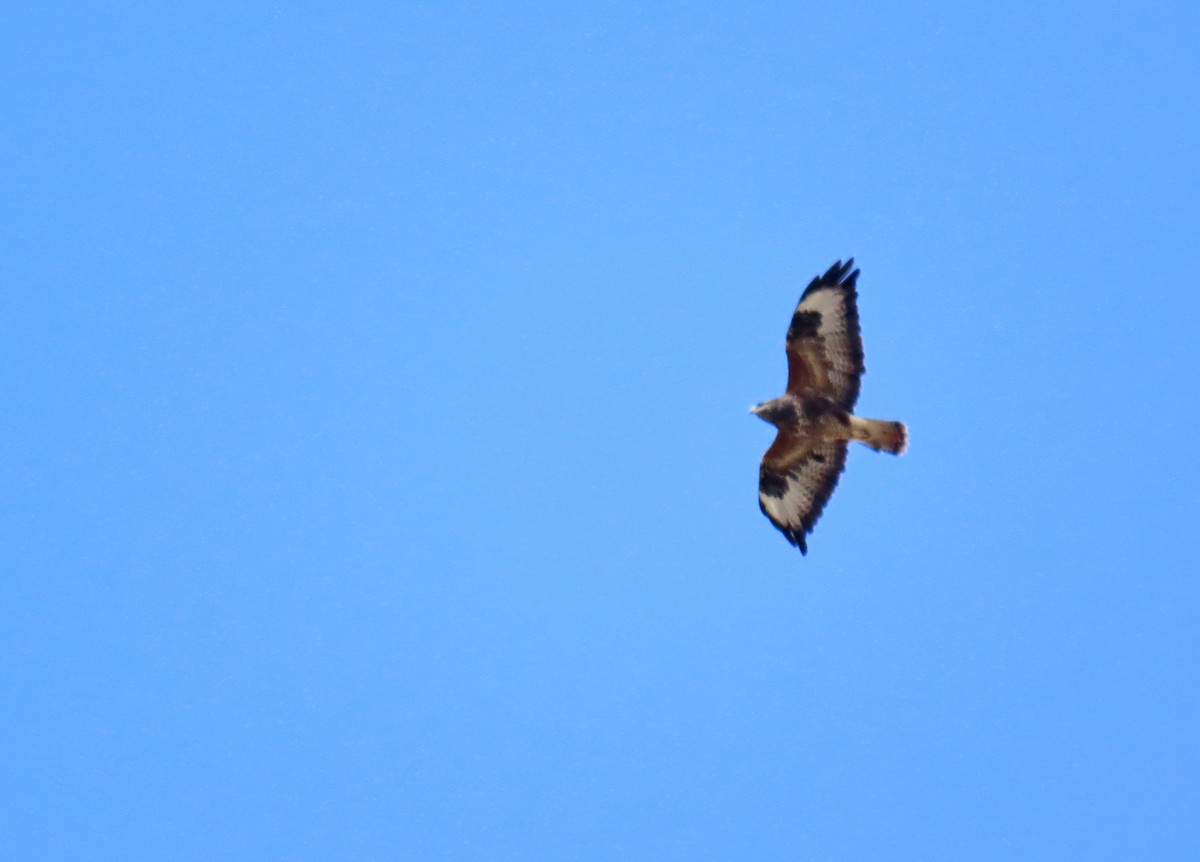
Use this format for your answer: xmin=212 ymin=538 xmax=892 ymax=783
xmin=753 ymin=259 xmax=907 ymax=554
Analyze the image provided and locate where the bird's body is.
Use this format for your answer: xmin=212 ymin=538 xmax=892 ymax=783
xmin=753 ymin=259 xmax=906 ymax=553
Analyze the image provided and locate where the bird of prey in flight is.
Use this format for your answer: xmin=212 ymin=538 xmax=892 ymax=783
xmin=752 ymin=259 xmax=906 ymax=553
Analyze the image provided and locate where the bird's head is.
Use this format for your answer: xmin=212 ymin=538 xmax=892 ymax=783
xmin=750 ymin=398 xmax=797 ymax=428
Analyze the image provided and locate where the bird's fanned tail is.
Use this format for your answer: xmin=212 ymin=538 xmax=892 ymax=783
xmin=849 ymin=417 xmax=908 ymax=455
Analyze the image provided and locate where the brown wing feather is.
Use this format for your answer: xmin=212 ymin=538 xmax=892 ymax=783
xmin=762 ymin=428 xmax=812 ymax=468
xmin=785 ymin=342 xmax=831 ymax=395
xmin=758 ymin=433 xmax=848 ymax=554
xmin=784 ymin=259 xmax=864 ymax=409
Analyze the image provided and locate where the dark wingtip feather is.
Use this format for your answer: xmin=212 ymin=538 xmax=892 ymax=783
xmin=803 ymin=257 xmax=859 ymax=299
xmin=783 ymin=526 xmax=809 ymax=554
xmin=821 ymin=258 xmax=854 ymax=282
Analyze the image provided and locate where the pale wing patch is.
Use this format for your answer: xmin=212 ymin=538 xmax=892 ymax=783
xmin=796 ymin=285 xmax=850 ymax=318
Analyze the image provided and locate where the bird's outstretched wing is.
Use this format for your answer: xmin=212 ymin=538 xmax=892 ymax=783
xmin=758 ymin=432 xmax=849 ymax=554
xmin=784 ymin=259 xmax=864 ymax=410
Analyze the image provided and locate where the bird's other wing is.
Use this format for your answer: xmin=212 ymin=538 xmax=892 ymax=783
xmin=758 ymin=432 xmax=849 ymax=554
xmin=785 ymin=259 xmax=864 ymax=410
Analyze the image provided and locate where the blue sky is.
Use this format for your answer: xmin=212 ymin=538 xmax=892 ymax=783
xmin=2 ymin=2 xmax=1198 ymax=859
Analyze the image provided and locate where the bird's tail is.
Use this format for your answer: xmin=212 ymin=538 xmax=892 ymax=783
xmin=850 ymin=416 xmax=908 ymax=455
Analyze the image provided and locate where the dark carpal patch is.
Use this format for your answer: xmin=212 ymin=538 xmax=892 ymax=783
xmin=759 ymin=467 xmax=791 ymax=498
xmin=788 ymin=310 xmax=822 ymax=340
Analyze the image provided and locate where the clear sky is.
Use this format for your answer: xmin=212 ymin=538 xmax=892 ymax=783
xmin=3 ymin=2 xmax=1198 ymax=859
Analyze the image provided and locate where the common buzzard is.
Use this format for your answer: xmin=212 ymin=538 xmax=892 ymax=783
xmin=752 ymin=259 xmax=906 ymax=553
